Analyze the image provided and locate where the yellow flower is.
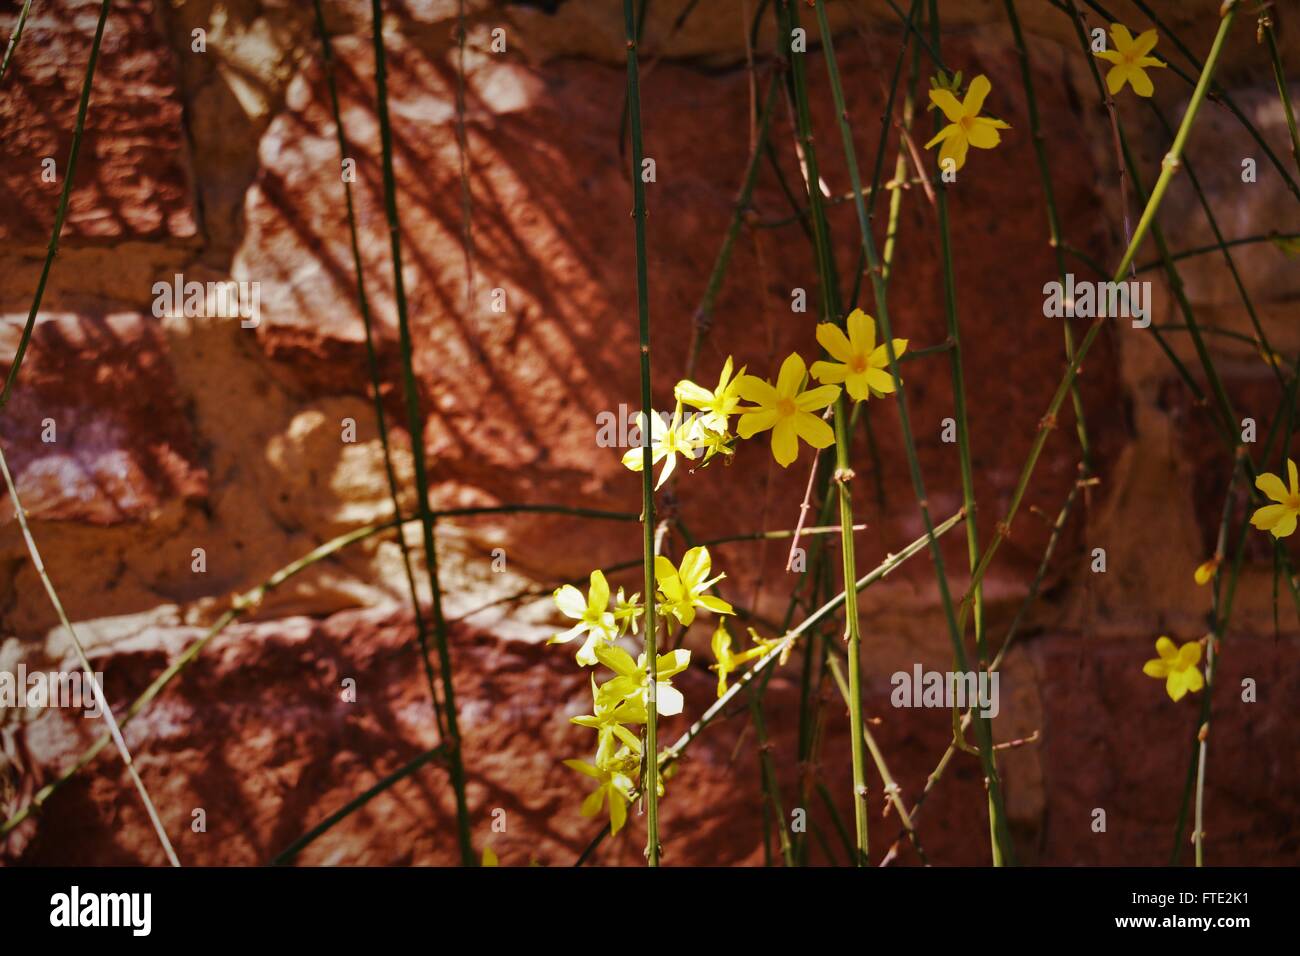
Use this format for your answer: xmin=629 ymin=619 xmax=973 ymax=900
xmin=655 ymin=545 xmax=733 ymax=628
xmin=564 ymin=740 xmax=638 ymax=835
xmin=736 ymin=353 xmax=840 ymax=467
xmin=710 ymin=622 xmax=790 ymax=698
xmin=549 ymin=570 xmax=615 ymax=666
xmin=685 ymin=414 xmax=733 ymax=465
xmin=675 ymin=356 xmax=746 ymax=432
xmin=1193 ymin=559 xmax=1218 ymax=586
xmin=612 ymin=587 xmax=643 ymax=636
xmin=1251 ymin=458 xmax=1300 ymax=538
xmin=924 ymin=74 xmax=1010 ymax=172
xmin=1142 ymin=636 xmax=1204 ymax=702
xmin=594 ymin=644 xmax=692 ymax=717
xmin=809 ymin=309 xmax=907 ymax=402
xmin=571 ymin=675 xmax=645 ymax=753
xmin=481 ymin=845 xmax=498 ymax=866
xmin=621 ymin=403 xmax=698 ymax=490
xmin=1095 ymin=23 xmax=1166 ymax=98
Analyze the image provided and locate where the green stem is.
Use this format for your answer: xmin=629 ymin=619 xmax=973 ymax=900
xmin=883 ymin=477 xmax=1081 ymax=864
xmin=0 ymin=0 xmax=111 ymax=412
xmin=369 ymin=0 xmax=474 ymax=866
xmin=812 ymin=0 xmax=1015 ymax=864
xmin=1262 ymin=16 xmax=1300 ymax=175
xmin=0 ymin=498 xmax=645 ymax=838
xmin=783 ymin=0 xmax=868 ymax=865
xmin=1 ymin=518 xmax=388 ymax=837
xmin=311 ymin=0 xmax=445 ymax=738
xmin=1134 ymin=232 xmax=1300 ymax=273
xmin=1098 ymin=0 xmax=1300 ymax=202
xmin=574 ymin=509 xmax=966 ymax=864
xmin=622 ymin=0 xmax=660 ymax=867
xmin=927 ymin=0 xmax=1005 ymax=863
xmin=0 ymin=441 xmax=179 ymax=865
xmin=1003 ymin=0 xmax=1092 ymax=471
xmin=269 ymin=744 xmax=447 ymax=865
xmin=825 ymin=653 xmax=927 ymax=863
xmin=959 ymin=0 xmax=1241 ymax=639
xmin=749 ymin=695 xmax=793 ymax=866
xmin=0 ymin=0 xmax=33 ymax=85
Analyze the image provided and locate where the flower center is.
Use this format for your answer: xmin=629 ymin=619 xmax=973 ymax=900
xmin=959 ymin=114 xmax=974 ymax=131
xmin=776 ymin=397 xmax=798 ymax=418
xmin=850 ymin=354 xmax=868 ymax=373
xmin=1287 ymin=494 xmax=1300 ymax=512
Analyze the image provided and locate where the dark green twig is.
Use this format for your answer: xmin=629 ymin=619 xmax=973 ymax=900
xmin=0 ymin=0 xmax=33 ymax=86
xmin=269 ymin=745 xmax=447 ymax=865
xmin=370 ymin=0 xmax=473 ymax=865
xmin=0 ymin=0 xmax=112 ymax=412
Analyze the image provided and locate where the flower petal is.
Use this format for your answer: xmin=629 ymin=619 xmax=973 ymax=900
xmin=816 ymin=322 xmax=854 ymax=363
xmin=865 ymin=367 xmax=896 ymax=395
xmin=1155 ymin=636 xmax=1178 ymax=661
xmin=698 ymin=594 xmax=735 ymax=615
xmin=736 ymin=374 xmax=778 ymax=406
xmin=794 ymin=411 xmax=835 ymax=449
xmin=1256 ymin=471 xmax=1288 ymax=503
xmin=924 ymin=123 xmax=958 ymax=149
xmin=844 ymin=371 xmax=871 ymax=402
xmin=1167 ymin=671 xmax=1188 ymax=701
xmin=939 ymin=131 xmax=969 ymax=172
xmin=795 ymin=384 xmax=841 ymax=412
xmin=967 ymin=117 xmax=1003 ymax=149
xmin=564 ymin=758 xmax=601 ymax=779
xmin=1128 ymin=65 xmax=1154 ymax=97
xmin=1272 ymin=509 xmax=1298 ymax=538
xmin=846 ymin=309 xmax=876 ymax=353
xmin=737 ymin=407 xmax=779 ymax=438
xmin=776 ymin=352 xmax=807 ymax=397
xmin=1132 ymin=27 xmax=1159 ymax=57
xmin=771 ymin=418 xmax=799 ymax=467
xmin=549 ymin=622 xmax=586 ymax=645
xmin=1143 ymin=658 xmax=1171 ymax=678
xmin=608 ymin=790 xmax=628 ymax=834
xmin=928 ymin=87 xmax=964 ymax=123
xmin=621 ymin=446 xmax=645 ymax=471
xmin=594 ymin=643 xmax=640 ymax=678
xmin=679 ymin=546 xmax=709 ymax=588
xmin=674 ymin=379 xmax=714 ymax=408
xmin=654 ymin=451 xmax=676 ymax=489
xmin=1178 ymin=641 xmax=1202 ymax=667
xmin=554 ymin=585 xmax=587 ymax=619
xmin=656 ymin=683 xmax=685 ymax=717
xmin=809 ymin=359 xmax=848 ymax=384
xmin=1251 ymin=503 xmax=1288 ymax=529
xmin=962 ymin=74 xmax=991 ymax=116
xmin=1106 ymin=64 xmax=1127 ymax=96
xmin=588 ymin=570 xmax=610 ymax=611
xmin=657 ymin=648 xmax=692 ymax=679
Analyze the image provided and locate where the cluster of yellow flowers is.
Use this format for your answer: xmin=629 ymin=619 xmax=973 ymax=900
xmin=550 ymin=547 xmax=734 ymax=834
xmin=922 ymin=25 xmax=1165 ymax=174
xmin=622 ymin=309 xmax=907 ymax=476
